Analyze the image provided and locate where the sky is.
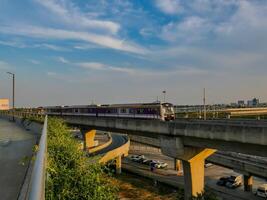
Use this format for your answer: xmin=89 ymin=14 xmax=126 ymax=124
xmin=0 ymin=0 xmax=267 ymax=107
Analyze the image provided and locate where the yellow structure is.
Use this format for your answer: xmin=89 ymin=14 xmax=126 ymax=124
xmin=182 ymin=148 xmax=216 ymax=199
xmin=0 ymin=99 xmax=9 ymax=110
xmin=84 ymin=129 xmax=96 ymax=150
xmin=99 ymin=138 xmax=130 ymax=174
xmin=244 ymin=175 xmax=253 ymax=192
xmin=88 ymin=133 xmax=113 ymax=154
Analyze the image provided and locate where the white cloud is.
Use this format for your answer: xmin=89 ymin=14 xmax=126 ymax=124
xmin=0 ymin=40 xmax=26 ymax=48
xmin=78 ymin=62 xmax=106 ymax=70
xmin=28 ymin=59 xmax=40 ymax=65
xmin=77 ymin=61 xmax=205 ymax=76
xmin=57 ymin=56 xmax=69 ymax=64
xmin=161 ymin=16 xmax=211 ymax=42
xmin=77 ymin=62 xmax=134 ymax=74
xmin=34 ymin=0 xmax=120 ymax=34
xmin=47 ymin=71 xmax=57 ymax=76
xmin=34 ymin=43 xmax=68 ymax=51
xmin=0 ymin=25 xmax=147 ymax=54
xmin=155 ymin=0 xmax=182 ymax=14
xmin=0 ymin=60 xmax=11 ymax=70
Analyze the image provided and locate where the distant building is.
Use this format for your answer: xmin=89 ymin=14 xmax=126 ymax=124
xmin=0 ymin=98 xmax=9 ymax=110
xmin=247 ymin=98 xmax=259 ymax=107
xmin=237 ymin=100 xmax=245 ymax=107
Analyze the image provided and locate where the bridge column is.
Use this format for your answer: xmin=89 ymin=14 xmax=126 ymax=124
xmin=160 ymin=136 xmax=216 ymax=200
xmin=174 ymin=158 xmax=182 ymax=175
xmin=243 ymin=175 xmax=253 ymax=192
xmin=82 ymin=129 xmax=96 ymax=150
xmin=115 ymin=155 xmax=122 ymax=174
xmin=182 ymin=149 xmax=216 ymax=200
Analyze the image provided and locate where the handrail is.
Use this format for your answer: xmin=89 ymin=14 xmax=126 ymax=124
xmin=27 ymin=115 xmax=48 ymax=200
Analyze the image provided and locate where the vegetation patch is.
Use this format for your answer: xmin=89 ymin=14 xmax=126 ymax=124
xmin=45 ymin=117 xmax=117 ymax=200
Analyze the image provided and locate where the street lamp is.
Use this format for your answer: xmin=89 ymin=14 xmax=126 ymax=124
xmin=7 ymin=72 xmax=15 ymax=122
xmin=162 ymin=90 xmax=166 ymax=103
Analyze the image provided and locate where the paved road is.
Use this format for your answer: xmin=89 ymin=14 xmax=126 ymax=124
xmin=124 ymin=151 xmax=266 ymax=200
xmin=93 ymin=133 xmax=127 ymax=155
xmin=0 ymin=119 xmax=36 ymax=200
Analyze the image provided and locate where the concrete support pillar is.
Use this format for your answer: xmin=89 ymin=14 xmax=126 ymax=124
xmin=174 ymin=158 xmax=182 ymax=171
xmin=115 ymin=155 xmax=122 ymax=174
xmin=244 ymin=175 xmax=253 ymax=192
xmin=83 ymin=129 xmax=96 ymax=150
xmin=182 ymin=149 xmax=216 ymax=200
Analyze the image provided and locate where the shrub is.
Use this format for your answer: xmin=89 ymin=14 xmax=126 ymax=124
xmin=45 ymin=118 xmax=118 ymax=200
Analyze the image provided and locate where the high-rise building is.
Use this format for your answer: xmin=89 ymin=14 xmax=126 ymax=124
xmin=247 ymin=98 xmax=259 ymax=107
xmin=237 ymin=100 xmax=245 ymax=107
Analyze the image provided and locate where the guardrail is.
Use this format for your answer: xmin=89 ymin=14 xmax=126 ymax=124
xmin=27 ymin=115 xmax=47 ymax=200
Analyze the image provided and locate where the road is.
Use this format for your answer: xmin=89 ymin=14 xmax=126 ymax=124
xmin=124 ymin=150 xmax=266 ymax=200
xmin=91 ymin=132 xmax=267 ymax=199
xmin=92 ymin=133 xmax=127 ymax=155
xmin=0 ymin=118 xmax=36 ymax=200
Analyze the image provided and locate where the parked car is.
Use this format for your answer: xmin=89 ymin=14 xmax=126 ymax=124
xmin=225 ymin=175 xmax=242 ymax=189
xmin=154 ymin=161 xmax=168 ymax=169
xmin=204 ymin=162 xmax=213 ymax=168
xmin=130 ymin=155 xmax=145 ymax=162
xmin=256 ymin=184 xmax=267 ymax=198
xmin=141 ymin=159 xmax=151 ymax=165
xmin=217 ymin=176 xmax=230 ymax=186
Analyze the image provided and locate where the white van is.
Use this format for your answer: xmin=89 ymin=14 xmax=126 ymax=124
xmin=256 ymin=184 xmax=267 ymax=198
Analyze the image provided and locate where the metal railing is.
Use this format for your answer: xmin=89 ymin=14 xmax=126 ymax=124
xmin=27 ymin=115 xmax=47 ymax=200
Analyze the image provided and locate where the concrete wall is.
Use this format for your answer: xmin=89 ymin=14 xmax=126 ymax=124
xmin=61 ymin=115 xmax=267 ymax=157
xmin=129 ymin=141 xmax=161 ymax=154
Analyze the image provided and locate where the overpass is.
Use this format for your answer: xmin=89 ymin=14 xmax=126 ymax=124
xmin=53 ymin=115 xmax=267 ymax=199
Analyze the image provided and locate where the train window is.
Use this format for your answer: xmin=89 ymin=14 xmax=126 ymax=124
xmin=129 ymin=108 xmax=135 ymax=114
xmin=121 ymin=108 xmax=126 ymax=113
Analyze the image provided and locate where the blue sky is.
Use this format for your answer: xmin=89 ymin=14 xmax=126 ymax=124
xmin=0 ymin=0 xmax=267 ymax=107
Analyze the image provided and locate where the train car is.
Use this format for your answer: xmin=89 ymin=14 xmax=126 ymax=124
xmin=45 ymin=102 xmax=175 ymax=121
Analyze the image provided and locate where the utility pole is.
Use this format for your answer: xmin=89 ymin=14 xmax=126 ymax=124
xmin=203 ymin=88 xmax=206 ymax=120
xmin=7 ymin=72 xmax=15 ymax=122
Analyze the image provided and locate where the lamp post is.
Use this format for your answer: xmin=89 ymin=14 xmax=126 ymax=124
xmin=7 ymin=72 xmax=15 ymax=122
xmin=203 ymin=88 xmax=206 ymax=120
xmin=162 ymin=90 xmax=166 ymax=103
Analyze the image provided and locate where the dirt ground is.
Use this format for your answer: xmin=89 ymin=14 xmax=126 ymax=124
xmin=111 ymin=172 xmax=178 ymax=200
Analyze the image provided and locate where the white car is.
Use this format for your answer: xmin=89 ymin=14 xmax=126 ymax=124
xmin=256 ymin=184 xmax=267 ymax=198
xmin=130 ymin=155 xmax=145 ymax=162
xmin=154 ymin=161 xmax=168 ymax=169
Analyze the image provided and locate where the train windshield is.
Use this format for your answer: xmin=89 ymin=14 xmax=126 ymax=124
xmin=162 ymin=103 xmax=174 ymax=114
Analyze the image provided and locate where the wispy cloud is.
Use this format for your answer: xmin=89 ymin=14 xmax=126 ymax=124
xmin=0 ymin=61 xmax=10 ymax=70
xmin=0 ymin=40 xmax=26 ymax=48
xmin=28 ymin=59 xmax=40 ymax=65
xmin=34 ymin=0 xmax=120 ymax=34
xmin=155 ymin=0 xmax=182 ymax=14
xmin=0 ymin=40 xmax=68 ymax=51
xmin=57 ymin=56 xmax=70 ymax=64
xmin=77 ymin=62 xmax=135 ymax=74
xmin=0 ymin=25 xmax=147 ymax=54
xmin=34 ymin=43 xmax=68 ymax=51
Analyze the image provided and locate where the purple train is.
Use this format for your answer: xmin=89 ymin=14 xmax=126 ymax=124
xmin=45 ymin=102 xmax=175 ymax=121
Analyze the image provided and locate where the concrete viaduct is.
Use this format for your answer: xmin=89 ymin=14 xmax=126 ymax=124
xmin=56 ymin=115 xmax=267 ymax=199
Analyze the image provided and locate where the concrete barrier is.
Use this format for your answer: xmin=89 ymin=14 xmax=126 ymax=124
xmin=99 ymin=137 xmax=130 ymax=164
xmin=88 ymin=133 xmax=113 ymax=154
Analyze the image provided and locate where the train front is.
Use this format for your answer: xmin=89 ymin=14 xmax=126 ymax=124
xmin=161 ymin=103 xmax=175 ymax=121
